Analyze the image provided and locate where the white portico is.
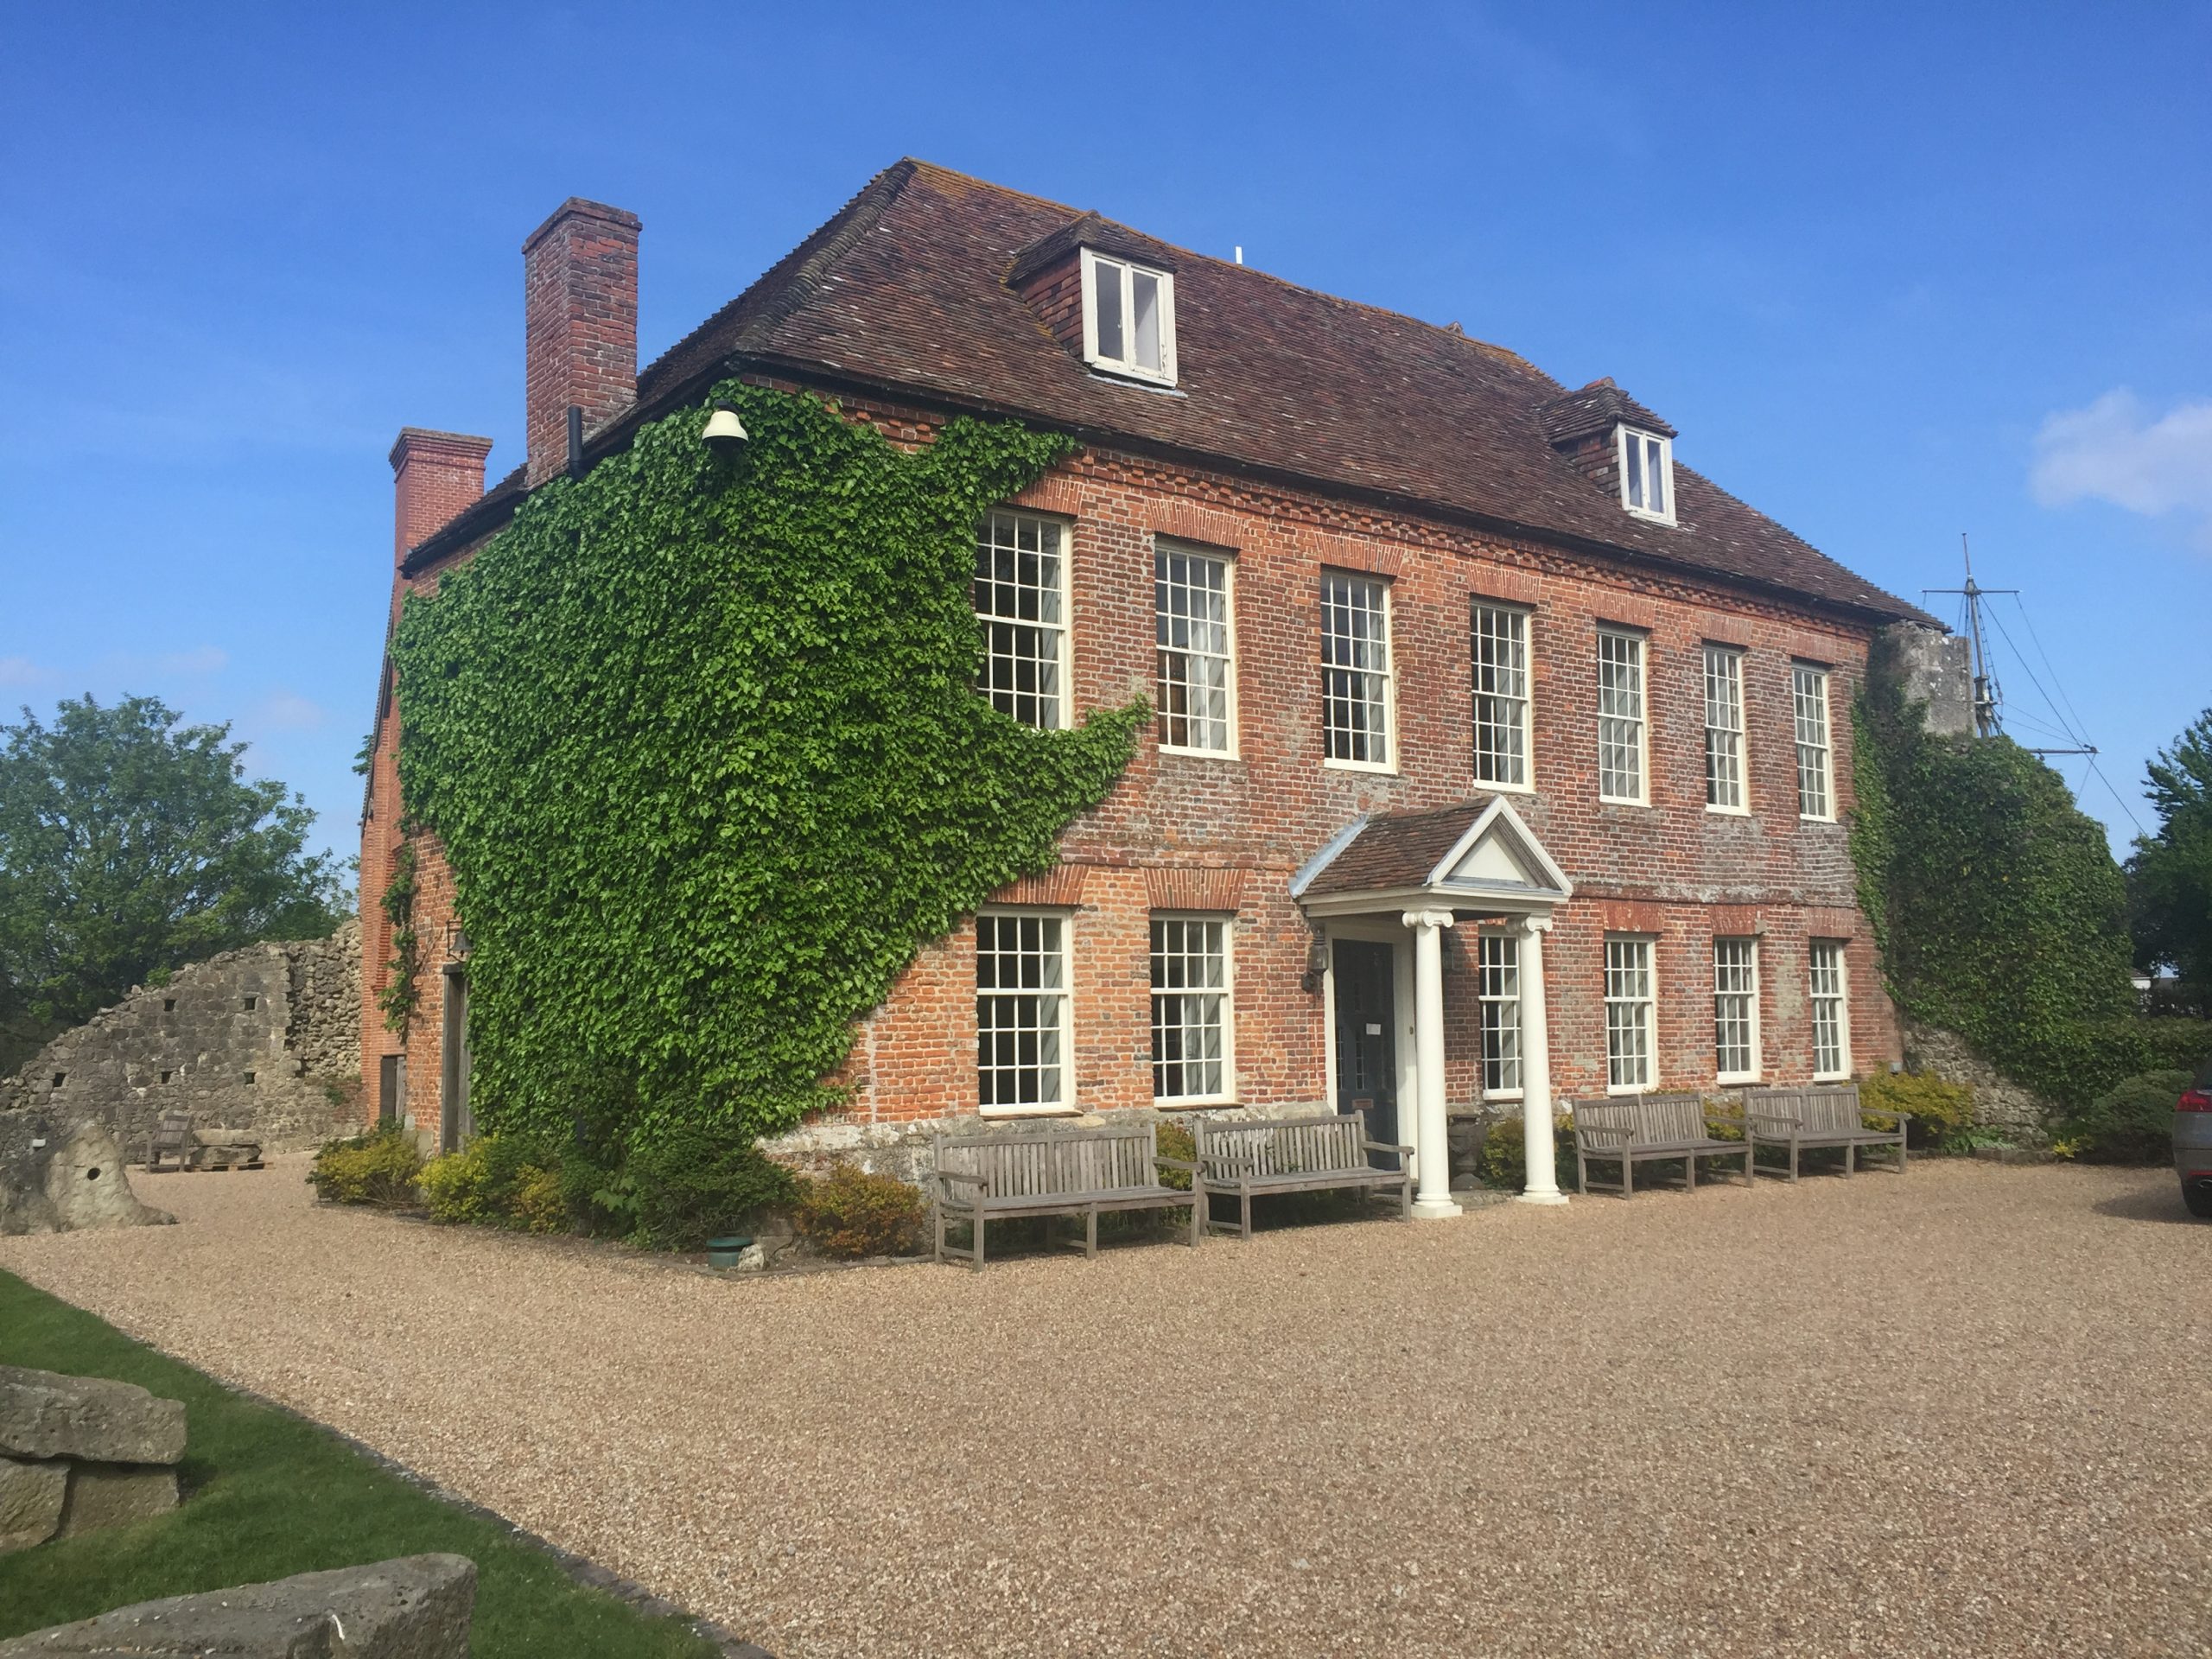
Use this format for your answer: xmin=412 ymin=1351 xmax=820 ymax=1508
xmin=1291 ymin=797 xmax=1574 ymax=1215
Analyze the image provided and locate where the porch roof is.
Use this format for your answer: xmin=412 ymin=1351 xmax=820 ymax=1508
xmin=1290 ymin=796 xmax=1573 ymax=918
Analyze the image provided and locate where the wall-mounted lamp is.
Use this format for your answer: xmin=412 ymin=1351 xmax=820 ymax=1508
xmin=702 ymin=401 xmax=748 ymax=454
xmin=1300 ymin=931 xmax=1329 ymax=995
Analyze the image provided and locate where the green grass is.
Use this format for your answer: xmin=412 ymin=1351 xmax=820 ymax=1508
xmin=0 ymin=1271 xmax=721 ymax=1656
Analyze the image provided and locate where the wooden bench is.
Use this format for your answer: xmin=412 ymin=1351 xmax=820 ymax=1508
xmin=1571 ymin=1093 xmax=1752 ymax=1198
xmin=141 ymin=1112 xmax=263 ymax=1173
xmin=931 ymin=1122 xmax=1198 ymax=1270
xmin=1194 ymin=1114 xmax=1413 ymax=1239
xmin=1744 ymin=1084 xmax=1907 ymax=1180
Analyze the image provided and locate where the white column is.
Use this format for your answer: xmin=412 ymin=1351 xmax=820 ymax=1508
xmin=1516 ymin=914 xmax=1568 ymax=1205
xmin=1402 ymin=908 xmax=1462 ymax=1220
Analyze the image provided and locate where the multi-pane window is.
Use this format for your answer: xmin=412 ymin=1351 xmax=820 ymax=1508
xmin=1150 ymin=917 xmax=1231 ymax=1103
xmin=1083 ymin=250 xmax=1176 ymax=384
xmin=1704 ymin=645 xmax=1746 ymax=810
xmin=1596 ymin=629 xmax=1647 ymax=803
xmin=1620 ymin=426 xmax=1674 ymax=522
xmin=1321 ymin=574 xmax=1393 ymax=766
xmin=1156 ymin=547 xmax=1235 ymax=753
xmin=1713 ymin=938 xmax=1760 ymax=1082
xmin=1809 ymin=940 xmax=1851 ymax=1079
xmin=1477 ymin=931 xmax=1522 ymax=1096
xmin=974 ymin=511 xmax=1066 ymax=729
xmin=1471 ymin=603 xmax=1531 ymax=788
xmin=1794 ymin=665 xmax=1834 ymax=819
xmin=1605 ymin=937 xmax=1656 ymax=1091
xmin=976 ymin=912 xmax=1070 ymax=1114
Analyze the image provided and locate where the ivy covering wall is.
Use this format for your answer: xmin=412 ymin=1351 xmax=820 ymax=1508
xmin=390 ymin=384 xmax=1141 ymax=1148
xmin=1850 ymin=637 xmax=2148 ymax=1109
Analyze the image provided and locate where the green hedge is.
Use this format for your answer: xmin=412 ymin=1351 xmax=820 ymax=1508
xmin=391 ymin=385 xmax=1141 ymax=1152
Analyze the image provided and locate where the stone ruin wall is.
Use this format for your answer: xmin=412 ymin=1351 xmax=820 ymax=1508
xmin=0 ymin=921 xmax=363 ymax=1155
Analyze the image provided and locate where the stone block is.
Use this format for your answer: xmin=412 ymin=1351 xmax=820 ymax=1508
xmin=0 ymin=1455 xmax=67 ymax=1554
xmin=57 ymin=1462 xmax=179 ymax=1535
xmin=0 ymin=1551 xmax=476 ymax=1657
xmin=0 ymin=1367 xmax=187 ymax=1465
xmin=0 ymin=1116 xmax=173 ymax=1237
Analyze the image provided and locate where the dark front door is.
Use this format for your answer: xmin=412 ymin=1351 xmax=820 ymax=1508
xmin=1332 ymin=939 xmax=1399 ymax=1165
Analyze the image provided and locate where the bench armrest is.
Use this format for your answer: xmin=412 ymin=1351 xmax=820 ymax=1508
xmin=934 ymin=1170 xmax=988 ymax=1191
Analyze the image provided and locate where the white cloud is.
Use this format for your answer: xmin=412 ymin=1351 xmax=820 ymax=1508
xmin=251 ymin=692 xmax=326 ymax=732
xmin=2031 ymin=390 xmax=2212 ymax=546
xmin=0 ymin=656 xmax=54 ymax=688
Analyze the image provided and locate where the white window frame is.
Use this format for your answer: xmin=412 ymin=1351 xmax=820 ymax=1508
xmin=1154 ymin=543 xmax=1238 ymax=757
xmin=976 ymin=909 xmax=1075 ymax=1116
xmin=1618 ymin=425 xmax=1675 ymax=525
xmin=1471 ymin=601 xmax=1534 ymax=792
xmin=1321 ymin=572 xmax=1397 ymax=772
xmin=1477 ymin=929 xmax=1523 ymax=1100
xmin=1604 ymin=935 xmax=1659 ymax=1095
xmin=1713 ymin=936 xmax=1762 ymax=1084
xmin=1793 ymin=664 xmax=1835 ymax=821
xmin=1704 ymin=644 xmax=1748 ymax=814
xmin=1809 ymin=939 xmax=1853 ymax=1081
xmin=1149 ymin=913 xmax=1236 ymax=1105
xmin=1079 ymin=249 xmax=1178 ymax=386
xmin=973 ymin=509 xmax=1071 ymax=731
xmin=1596 ymin=626 xmax=1649 ymax=805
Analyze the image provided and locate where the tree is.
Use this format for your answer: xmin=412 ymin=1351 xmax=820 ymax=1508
xmin=2128 ymin=706 xmax=2212 ymax=1009
xmin=0 ymin=695 xmax=350 ymax=1071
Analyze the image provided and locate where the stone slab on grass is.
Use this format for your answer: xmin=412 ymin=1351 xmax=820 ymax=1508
xmin=0 ymin=1456 xmax=68 ymax=1554
xmin=0 ymin=1551 xmax=477 ymax=1658
xmin=56 ymin=1462 xmax=178 ymax=1537
xmin=0 ymin=1366 xmax=186 ymax=1465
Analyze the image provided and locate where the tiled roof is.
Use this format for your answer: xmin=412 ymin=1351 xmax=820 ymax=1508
xmin=1537 ymin=378 xmax=1675 ymax=443
xmin=1302 ymin=803 xmax=1491 ymax=896
xmin=409 ymin=159 xmax=1930 ymax=626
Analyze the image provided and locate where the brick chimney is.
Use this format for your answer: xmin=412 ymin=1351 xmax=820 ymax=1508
xmin=389 ymin=428 xmax=493 ymax=568
xmin=523 ymin=198 xmax=641 ymax=486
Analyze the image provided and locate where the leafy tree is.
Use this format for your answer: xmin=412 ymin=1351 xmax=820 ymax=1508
xmin=2127 ymin=706 xmax=2212 ymax=1008
xmin=0 ymin=695 xmax=350 ymax=1071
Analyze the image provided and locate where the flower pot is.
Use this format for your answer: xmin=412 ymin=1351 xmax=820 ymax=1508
xmin=705 ymin=1235 xmax=754 ymax=1269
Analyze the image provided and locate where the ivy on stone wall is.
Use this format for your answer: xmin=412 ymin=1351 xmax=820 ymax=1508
xmin=1850 ymin=638 xmax=2144 ymax=1109
xmin=390 ymin=384 xmax=1141 ymax=1148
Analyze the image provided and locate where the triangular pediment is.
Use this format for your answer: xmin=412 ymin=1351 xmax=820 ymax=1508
xmin=1428 ymin=798 xmax=1573 ymax=902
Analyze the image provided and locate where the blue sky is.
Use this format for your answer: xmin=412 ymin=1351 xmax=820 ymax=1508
xmin=3 ymin=3 xmax=2208 ymax=869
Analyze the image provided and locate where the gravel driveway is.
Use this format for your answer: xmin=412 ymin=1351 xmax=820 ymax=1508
xmin=3 ymin=1156 xmax=2206 ymax=1657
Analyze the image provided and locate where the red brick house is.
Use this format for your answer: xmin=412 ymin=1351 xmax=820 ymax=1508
xmin=360 ymin=159 xmax=1931 ymax=1211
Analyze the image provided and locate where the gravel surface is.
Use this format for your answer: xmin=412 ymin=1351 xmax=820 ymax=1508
xmin=3 ymin=1156 xmax=2207 ymax=1657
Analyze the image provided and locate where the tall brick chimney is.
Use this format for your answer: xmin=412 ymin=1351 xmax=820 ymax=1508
xmin=523 ymin=198 xmax=641 ymax=486
xmin=389 ymin=428 xmax=493 ymax=568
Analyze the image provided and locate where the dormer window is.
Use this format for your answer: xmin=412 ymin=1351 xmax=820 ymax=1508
xmin=1082 ymin=250 xmax=1176 ymax=385
xmin=1618 ymin=426 xmax=1674 ymax=524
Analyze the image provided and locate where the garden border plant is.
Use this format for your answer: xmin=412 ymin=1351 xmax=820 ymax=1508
xmin=388 ymin=383 xmax=1142 ymax=1161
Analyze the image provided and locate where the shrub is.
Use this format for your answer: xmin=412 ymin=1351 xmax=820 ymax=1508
xmin=2054 ymin=1070 xmax=2190 ymax=1164
xmin=308 ymin=1124 xmax=423 ymax=1208
xmin=2139 ymin=1018 xmax=2212 ymax=1075
xmin=1859 ymin=1071 xmax=1977 ymax=1150
xmin=616 ymin=1126 xmax=799 ymax=1252
xmin=794 ymin=1162 xmax=926 ymax=1258
xmin=1476 ymin=1113 xmax=1574 ymax=1192
xmin=1154 ymin=1117 xmax=1197 ymax=1191
xmin=419 ymin=1133 xmax=565 ymax=1230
